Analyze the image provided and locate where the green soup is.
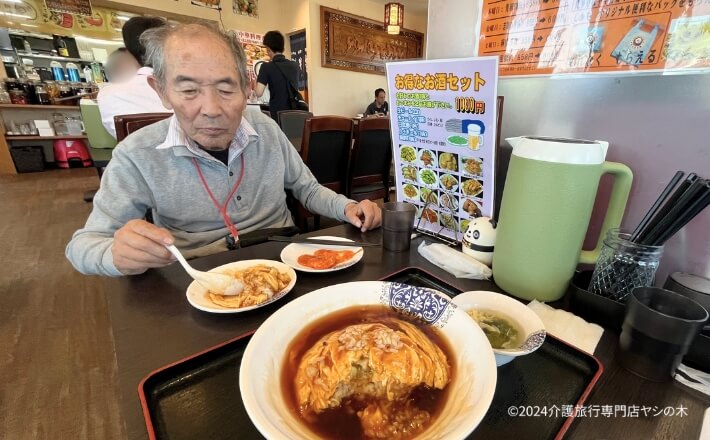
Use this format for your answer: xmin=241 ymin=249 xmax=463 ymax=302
xmin=467 ymin=309 xmax=523 ymax=349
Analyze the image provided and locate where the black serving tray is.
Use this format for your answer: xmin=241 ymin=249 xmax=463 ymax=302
xmin=139 ymin=331 xmax=263 ymax=440
xmin=139 ymin=269 xmax=603 ymax=440
xmin=384 ymin=267 xmax=603 ymax=440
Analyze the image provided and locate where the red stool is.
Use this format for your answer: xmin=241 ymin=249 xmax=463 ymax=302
xmin=53 ymin=139 xmax=92 ymax=168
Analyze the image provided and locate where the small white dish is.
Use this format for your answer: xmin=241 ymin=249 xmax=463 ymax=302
xmin=453 ymin=291 xmax=546 ymax=366
xmin=279 ymin=236 xmax=364 ymax=273
xmin=185 ymin=259 xmax=296 ymax=314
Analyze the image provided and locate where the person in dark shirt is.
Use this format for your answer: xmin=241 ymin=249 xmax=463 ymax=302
xmin=255 ymin=31 xmax=300 ymax=122
xmin=364 ymin=88 xmax=389 ymax=117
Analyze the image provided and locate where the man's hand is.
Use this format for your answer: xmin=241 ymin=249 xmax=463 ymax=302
xmin=112 ymin=219 xmax=176 ymax=275
xmin=344 ymin=200 xmax=382 ymax=232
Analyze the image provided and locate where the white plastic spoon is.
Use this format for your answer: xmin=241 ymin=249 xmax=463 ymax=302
xmin=166 ymin=245 xmax=244 ymax=296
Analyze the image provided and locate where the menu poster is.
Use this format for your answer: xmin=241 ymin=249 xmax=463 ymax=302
xmin=386 ymin=57 xmax=499 ymax=242
xmin=235 ymin=30 xmax=270 ymax=83
xmin=479 ymin=0 xmax=710 ymax=75
xmin=44 ymin=0 xmax=92 ymax=17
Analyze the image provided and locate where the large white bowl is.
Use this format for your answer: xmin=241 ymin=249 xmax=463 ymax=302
xmin=240 ymin=281 xmax=497 ymax=440
xmin=452 ymin=291 xmax=546 ymax=366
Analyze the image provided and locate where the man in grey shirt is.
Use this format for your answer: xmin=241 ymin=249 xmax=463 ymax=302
xmin=66 ymin=23 xmax=381 ymax=277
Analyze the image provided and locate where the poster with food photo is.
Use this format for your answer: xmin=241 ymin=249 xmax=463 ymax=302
xmin=387 ymin=57 xmax=498 ymax=242
xmin=235 ymin=30 xmax=270 ymax=83
xmin=233 ymin=0 xmax=258 ymax=17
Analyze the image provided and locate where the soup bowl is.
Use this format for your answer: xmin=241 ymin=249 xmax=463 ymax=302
xmin=452 ymin=291 xmax=546 ymax=366
xmin=240 ymin=281 xmax=497 ymax=440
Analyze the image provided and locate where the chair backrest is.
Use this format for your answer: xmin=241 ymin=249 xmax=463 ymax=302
xmin=300 ymin=116 xmax=353 ymax=194
xmin=114 ymin=113 xmax=173 ymax=142
xmin=349 ymin=117 xmax=391 ymax=192
xmin=80 ymin=99 xmax=117 ymax=150
xmin=278 ymin=110 xmax=313 ymax=151
xmin=496 ymin=95 xmax=504 ymax=149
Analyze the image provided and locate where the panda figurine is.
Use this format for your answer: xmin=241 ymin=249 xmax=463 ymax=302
xmin=461 ymin=217 xmax=497 ymax=266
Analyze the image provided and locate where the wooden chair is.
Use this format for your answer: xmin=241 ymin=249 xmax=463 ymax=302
xmin=296 ymin=116 xmax=353 ymax=231
xmin=114 ymin=113 xmax=173 ymax=142
xmin=278 ymin=110 xmax=313 ymax=152
xmin=347 ymin=117 xmax=391 ymax=202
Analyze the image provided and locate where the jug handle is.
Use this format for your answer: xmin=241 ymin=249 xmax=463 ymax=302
xmin=579 ymin=161 xmax=633 ymax=264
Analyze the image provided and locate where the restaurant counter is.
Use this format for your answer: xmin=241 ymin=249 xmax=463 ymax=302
xmin=104 ymin=225 xmax=710 ymax=439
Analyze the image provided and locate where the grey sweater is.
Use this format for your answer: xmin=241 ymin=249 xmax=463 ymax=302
xmin=66 ymin=110 xmax=353 ymax=276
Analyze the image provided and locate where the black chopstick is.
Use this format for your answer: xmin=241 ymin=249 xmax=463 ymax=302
xmin=641 ymin=178 xmax=706 ymax=245
xmin=630 ymin=171 xmax=684 ymax=242
xmin=655 ymin=180 xmax=710 ymax=245
xmin=267 ymin=236 xmax=380 ymax=247
xmin=636 ymin=173 xmax=698 ymax=244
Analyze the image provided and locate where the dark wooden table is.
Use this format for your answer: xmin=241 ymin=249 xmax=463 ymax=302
xmin=106 ymin=225 xmax=709 ymax=440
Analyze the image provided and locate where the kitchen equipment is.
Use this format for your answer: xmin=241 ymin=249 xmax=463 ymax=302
xmin=493 ymin=136 xmax=633 ymax=301
xmin=64 ymin=117 xmax=84 ymax=136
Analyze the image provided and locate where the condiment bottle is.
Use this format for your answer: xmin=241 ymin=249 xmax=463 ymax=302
xmin=9 ymin=89 xmax=27 ymax=105
xmin=35 ymin=84 xmax=50 ymax=105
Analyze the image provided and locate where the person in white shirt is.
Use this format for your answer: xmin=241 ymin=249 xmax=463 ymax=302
xmin=104 ymin=48 xmax=139 ymax=83
xmin=97 ymin=17 xmax=172 ymax=138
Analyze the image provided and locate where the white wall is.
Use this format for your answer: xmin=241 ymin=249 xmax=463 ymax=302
xmin=306 ymin=0 xmax=428 ymax=116
xmin=426 ymin=0 xmax=481 ymax=59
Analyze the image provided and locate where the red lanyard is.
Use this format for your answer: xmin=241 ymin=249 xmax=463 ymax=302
xmin=192 ymin=155 xmax=245 ymax=244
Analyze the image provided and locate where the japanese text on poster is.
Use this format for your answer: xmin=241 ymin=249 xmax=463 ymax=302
xmin=386 ymin=57 xmax=499 ymax=242
xmin=235 ymin=30 xmax=270 ymax=83
xmin=479 ymin=0 xmax=710 ymax=75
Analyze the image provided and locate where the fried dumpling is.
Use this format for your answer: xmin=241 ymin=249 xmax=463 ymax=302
xmin=294 ymin=319 xmax=450 ymax=414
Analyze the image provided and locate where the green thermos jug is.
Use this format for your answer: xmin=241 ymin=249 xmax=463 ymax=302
xmin=492 ymin=136 xmax=633 ymax=301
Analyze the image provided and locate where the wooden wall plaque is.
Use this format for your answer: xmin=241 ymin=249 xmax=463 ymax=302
xmin=321 ymin=6 xmax=424 ymax=76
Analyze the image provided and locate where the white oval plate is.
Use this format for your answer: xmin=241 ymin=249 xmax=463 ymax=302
xmin=279 ymin=236 xmax=364 ymax=273
xmin=185 ymin=259 xmax=296 ymax=314
xmin=240 ymin=281 xmax=497 ymax=440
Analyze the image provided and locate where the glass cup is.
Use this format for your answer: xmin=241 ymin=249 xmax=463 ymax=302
xmin=617 ymin=286 xmax=708 ymax=381
xmin=589 ymin=229 xmax=663 ymax=302
xmin=382 ymin=202 xmax=416 ymax=252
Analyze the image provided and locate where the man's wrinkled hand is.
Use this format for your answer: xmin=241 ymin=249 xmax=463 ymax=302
xmin=112 ymin=219 xmax=176 ymax=275
xmin=344 ymin=200 xmax=382 ymax=232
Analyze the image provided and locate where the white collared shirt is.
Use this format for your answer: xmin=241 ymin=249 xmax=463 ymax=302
xmin=97 ymin=67 xmax=172 ymax=139
xmin=156 ymin=114 xmax=259 ymax=165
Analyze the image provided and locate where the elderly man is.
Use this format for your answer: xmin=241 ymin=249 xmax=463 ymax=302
xmin=66 ymin=23 xmax=381 ymax=277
